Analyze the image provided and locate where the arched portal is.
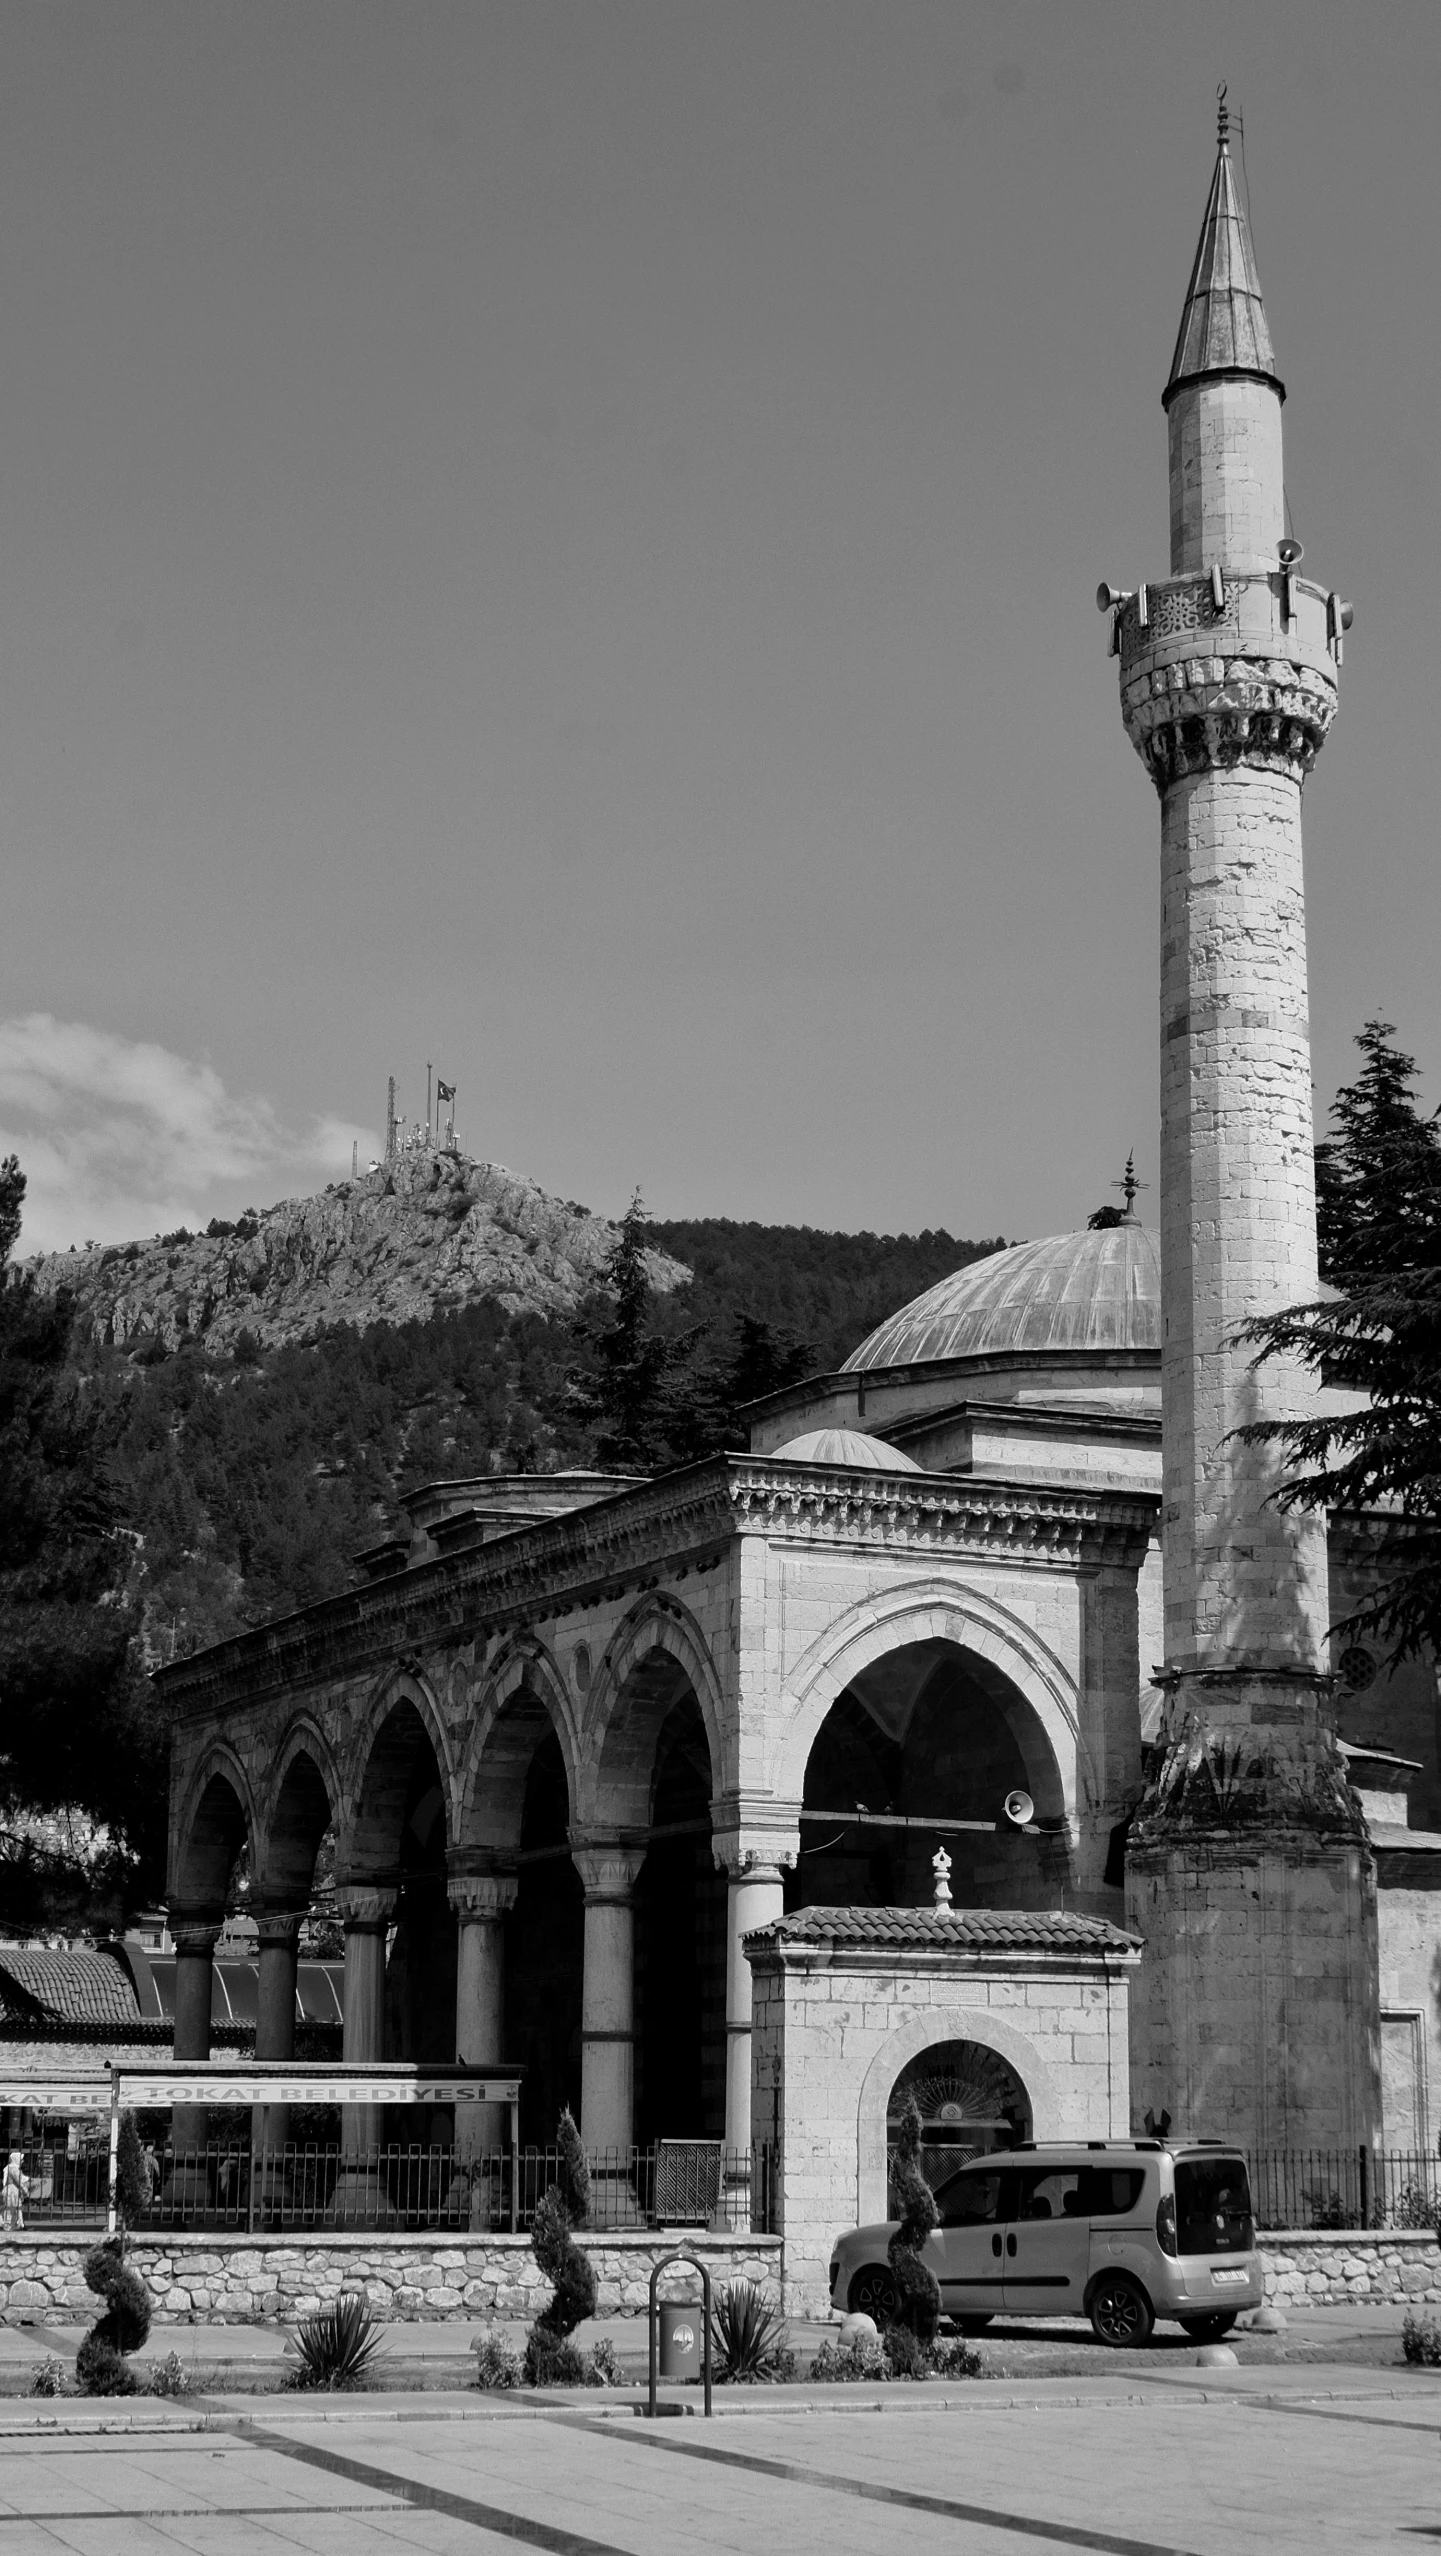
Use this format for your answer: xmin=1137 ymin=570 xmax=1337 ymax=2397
xmin=175 ymin=1766 xmax=252 ymax=1915
xmin=792 ymin=1638 xmax=1071 ymax=1915
xmin=635 ymin=1689 xmax=724 ymax=2143
xmin=351 ymin=1700 xmax=456 ymax=2073
xmin=506 ymin=1726 xmax=583 ymax=2143
xmin=887 ymin=2039 xmax=1032 ymax=2202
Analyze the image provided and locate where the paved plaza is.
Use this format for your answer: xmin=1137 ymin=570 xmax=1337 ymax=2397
xmin=1 ymin=2347 xmax=1439 ymax=2555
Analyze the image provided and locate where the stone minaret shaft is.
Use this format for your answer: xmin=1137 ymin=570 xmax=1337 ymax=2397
xmin=1118 ymin=107 xmax=1375 ymax=2153
xmin=1121 ymin=113 xmax=1338 ymax=1695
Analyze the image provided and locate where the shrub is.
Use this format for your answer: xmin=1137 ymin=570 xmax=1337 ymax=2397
xmin=29 ymin=2356 xmax=64 ymax=2398
xmin=811 ymin=2328 xmax=981 ymax=2385
xmin=1403 ymin=2311 xmax=1441 ymax=2366
xmin=524 ymin=2329 xmax=587 ymax=2386
xmin=811 ymin=2334 xmax=888 ymax=2382
xmin=472 ymin=2333 xmax=522 ymax=2390
xmin=711 ymin=2280 xmax=794 ymax=2383
xmin=523 ymin=2108 xmax=598 ymax=2383
xmin=286 ymin=2293 xmax=383 ymax=2391
xmin=928 ymin=2335 xmax=983 ymax=2380
xmin=147 ymin=2351 xmax=190 ymax=2398
xmin=886 ymin=2097 xmax=941 ymax=2342
xmin=587 ymin=2337 xmax=624 ymax=2386
xmin=76 ymin=2238 xmax=151 ymax=2397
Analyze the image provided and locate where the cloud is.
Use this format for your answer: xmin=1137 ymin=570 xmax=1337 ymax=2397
xmin=0 ymin=1014 xmax=376 ymax=1256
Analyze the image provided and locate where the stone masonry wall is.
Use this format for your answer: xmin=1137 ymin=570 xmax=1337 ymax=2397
xmin=1260 ymin=2231 xmax=1441 ymax=2309
xmin=0 ymin=2231 xmax=781 ymax=2326
xmin=5 ymin=2226 xmax=1433 ymax=2323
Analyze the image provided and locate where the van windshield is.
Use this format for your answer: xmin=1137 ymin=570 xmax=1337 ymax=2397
xmin=1174 ymin=2155 xmax=1254 ymax=2254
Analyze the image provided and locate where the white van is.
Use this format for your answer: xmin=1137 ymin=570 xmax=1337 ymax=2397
xmin=828 ymin=2139 xmax=1262 ymax=2345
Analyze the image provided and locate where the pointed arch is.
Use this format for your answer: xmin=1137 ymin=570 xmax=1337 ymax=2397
xmin=773 ymin=1578 xmax=1091 ymax=1825
xmin=584 ymin=1597 xmax=727 ymax=1829
xmin=259 ymin=1719 xmax=341 ymax=1907
xmin=171 ymin=1745 xmax=256 ymax=1912
xmin=342 ymin=1667 xmax=455 ymax=1883
xmin=458 ymin=1637 xmax=580 ymax=1856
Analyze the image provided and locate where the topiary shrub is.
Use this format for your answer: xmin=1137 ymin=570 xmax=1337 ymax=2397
xmin=886 ymin=2097 xmax=941 ymax=2343
xmin=75 ymin=2109 xmax=155 ymax=2397
xmin=75 ymin=2242 xmax=151 ymax=2396
xmin=523 ymin=2107 xmax=598 ymax=2384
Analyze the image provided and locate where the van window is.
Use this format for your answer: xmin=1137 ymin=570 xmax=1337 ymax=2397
xmin=1078 ymin=2167 xmax=1146 ymax=2218
xmin=1174 ymin=2156 xmax=1254 ymax=2254
xmin=1014 ymin=2168 xmax=1085 ymax=2222
xmin=936 ymin=2170 xmax=1006 ymax=2228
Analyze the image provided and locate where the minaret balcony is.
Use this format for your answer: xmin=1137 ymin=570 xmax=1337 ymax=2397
xmin=1117 ymin=571 xmax=1340 ymax=791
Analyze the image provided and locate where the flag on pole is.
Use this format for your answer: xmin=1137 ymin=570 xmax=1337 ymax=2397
xmin=437 ymin=1080 xmax=455 ymax=1104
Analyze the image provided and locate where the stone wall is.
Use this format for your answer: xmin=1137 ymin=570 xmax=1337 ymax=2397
xmin=0 ymin=2230 xmax=781 ymax=2326
xmin=1261 ymin=2231 xmax=1441 ymax=2309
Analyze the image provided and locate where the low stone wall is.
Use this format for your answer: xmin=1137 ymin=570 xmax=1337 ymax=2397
xmin=1261 ymin=2230 xmax=1441 ymax=2308
xmin=0 ymin=2231 xmax=782 ymax=2326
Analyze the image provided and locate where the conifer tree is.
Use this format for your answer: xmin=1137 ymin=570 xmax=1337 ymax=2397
xmin=1242 ymin=1022 xmax=1441 ymax=1663
xmin=0 ymin=1157 xmax=164 ymax=1928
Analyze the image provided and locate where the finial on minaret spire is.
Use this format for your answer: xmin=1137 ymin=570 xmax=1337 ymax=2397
xmin=1164 ymin=92 xmax=1281 ymax=412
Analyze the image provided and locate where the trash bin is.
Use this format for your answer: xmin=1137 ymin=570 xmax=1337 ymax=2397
xmin=657 ymin=2301 xmax=703 ymax=2379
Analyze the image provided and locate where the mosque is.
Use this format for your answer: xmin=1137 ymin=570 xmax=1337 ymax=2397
xmin=157 ymin=109 xmax=1439 ymax=2302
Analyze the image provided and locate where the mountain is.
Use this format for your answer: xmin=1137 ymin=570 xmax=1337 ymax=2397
xmin=27 ymin=1148 xmax=689 ymax=1357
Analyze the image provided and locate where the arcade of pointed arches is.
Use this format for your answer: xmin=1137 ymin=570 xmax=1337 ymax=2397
xmin=169 ymin=1593 xmax=1080 ymax=2155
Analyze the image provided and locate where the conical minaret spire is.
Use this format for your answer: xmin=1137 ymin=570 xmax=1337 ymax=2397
xmin=1162 ymin=89 xmax=1287 ymax=576
xmin=1165 ymin=88 xmax=1282 ymax=408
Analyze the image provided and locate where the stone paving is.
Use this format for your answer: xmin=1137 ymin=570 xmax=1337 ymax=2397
xmin=0 ymin=2334 xmax=1438 ymax=2552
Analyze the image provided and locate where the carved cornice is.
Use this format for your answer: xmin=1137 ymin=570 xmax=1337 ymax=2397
xmin=157 ymin=1457 xmax=1158 ymax=1723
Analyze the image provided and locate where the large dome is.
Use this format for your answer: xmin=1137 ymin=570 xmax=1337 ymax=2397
xmin=843 ymin=1225 xmax=1161 ymax=1371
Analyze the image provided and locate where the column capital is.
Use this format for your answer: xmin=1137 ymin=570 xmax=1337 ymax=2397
xmin=709 ymin=1797 xmax=801 ymax=1878
xmin=170 ymin=1917 xmax=222 ymax=1960
xmin=333 ymin=1883 xmax=397 ymax=1931
xmin=448 ymin=1873 xmax=518 ymax=1922
xmin=252 ymin=1909 xmax=304 ymax=1952
xmin=570 ymin=1831 xmax=647 ymax=1902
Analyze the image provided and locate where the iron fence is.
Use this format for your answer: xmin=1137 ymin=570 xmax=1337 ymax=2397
xmin=1244 ymin=2147 xmax=1441 ymax=2233
xmin=5 ymin=2138 xmax=777 ymax=2238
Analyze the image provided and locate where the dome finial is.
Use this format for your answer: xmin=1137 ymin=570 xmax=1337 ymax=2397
xmin=1113 ymin=1152 xmax=1148 ymax=1224
xmin=1217 ymin=81 xmax=1229 ymax=150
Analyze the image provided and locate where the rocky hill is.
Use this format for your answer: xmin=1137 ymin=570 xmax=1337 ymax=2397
xmin=28 ymin=1149 xmax=689 ymax=1356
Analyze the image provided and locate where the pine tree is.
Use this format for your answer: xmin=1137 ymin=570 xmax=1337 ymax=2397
xmin=0 ymin=1158 xmax=165 ymax=1928
xmin=1241 ymin=1023 xmax=1441 ymax=1663
xmin=567 ymin=1191 xmax=703 ymax=1470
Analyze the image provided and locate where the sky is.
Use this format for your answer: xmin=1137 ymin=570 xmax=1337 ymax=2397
xmin=0 ymin=0 xmax=1436 ymax=1255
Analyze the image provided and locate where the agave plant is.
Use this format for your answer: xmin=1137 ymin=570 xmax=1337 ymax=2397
xmin=287 ymin=2292 xmax=383 ymax=2391
xmin=710 ymin=2279 xmax=793 ymax=2383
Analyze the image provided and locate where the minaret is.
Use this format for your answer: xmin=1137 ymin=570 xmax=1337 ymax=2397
xmin=1112 ymin=98 xmax=1377 ymax=2152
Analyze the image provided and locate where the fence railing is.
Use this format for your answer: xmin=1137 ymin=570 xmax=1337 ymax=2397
xmin=5 ymin=2140 xmax=776 ymax=2238
xmin=1245 ymin=2147 xmax=1440 ymax=2233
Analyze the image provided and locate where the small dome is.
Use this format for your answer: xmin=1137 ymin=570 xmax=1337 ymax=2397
xmin=769 ymin=1427 xmax=921 ymax=1473
xmin=843 ymin=1225 xmax=1160 ymax=1371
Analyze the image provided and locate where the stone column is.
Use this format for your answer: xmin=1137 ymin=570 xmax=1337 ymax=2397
xmin=571 ymin=1837 xmax=646 ymax=2156
xmin=449 ymin=1871 xmax=517 ymax=2168
xmin=252 ymin=1911 xmax=301 ymax=2164
xmin=713 ymin=1809 xmax=798 ymax=2229
xmin=336 ymin=1886 xmax=395 ymax=2156
xmin=169 ymin=1915 xmax=220 ymax=2160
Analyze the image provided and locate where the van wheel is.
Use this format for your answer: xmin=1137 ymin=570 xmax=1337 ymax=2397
xmin=956 ymin=2315 xmax=993 ymax=2335
xmin=1178 ymin=2312 xmax=1237 ymax=2342
xmin=848 ymin=2266 xmax=902 ymax=2323
xmin=1088 ymin=2274 xmax=1154 ymax=2348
